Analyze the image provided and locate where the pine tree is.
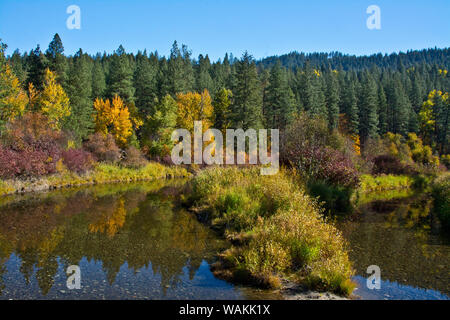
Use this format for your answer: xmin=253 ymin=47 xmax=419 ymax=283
xmin=91 ymin=59 xmax=106 ymax=99
xmin=195 ymin=54 xmax=214 ymax=94
xmin=45 ymin=33 xmax=68 ymax=87
xmin=26 ymin=45 xmax=47 ymax=91
xmin=325 ymin=70 xmax=340 ymax=129
xmin=157 ymin=57 xmax=171 ymax=99
xmin=9 ymin=50 xmax=27 ymax=85
xmin=211 ymin=53 xmax=232 ymax=93
xmin=263 ymin=62 xmax=295 ymax=129
xmin=358 ymin=73 xmax=379 ymax=144
xmin=296 ymin=63 xmax=326 ymax=118
xmin=64 ymin=49 xmax=94 ymax=141
xmin=377 ymin=85 xmax=388 ymax=134
xmin=388 ymin=78 xmax=410 ymax=136
xmin=167 ymin=41 xmax=194 ymax=95
xmin=341 ymin=77 xmax=359 ymax=134
xmin=134 ymin=52 xmax=158 ymax=116
xmin=107 ymin=45 xmax=135 ymax=104
xmin=230 ymin=52 xmax=263 ymax=129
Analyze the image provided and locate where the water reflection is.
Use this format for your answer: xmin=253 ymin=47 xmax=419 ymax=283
xmin=339 ymin=193 xmax=450 ymax=299
xmin=0 ymin=181 xmax=280 ymax=299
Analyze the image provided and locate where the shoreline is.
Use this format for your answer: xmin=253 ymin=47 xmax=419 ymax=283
xmin=0 ymin=162 xmax=190 ymax=197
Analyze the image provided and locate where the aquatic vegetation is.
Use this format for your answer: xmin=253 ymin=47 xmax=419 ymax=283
xmin=186 ymin=167 xmax=355 ymax=296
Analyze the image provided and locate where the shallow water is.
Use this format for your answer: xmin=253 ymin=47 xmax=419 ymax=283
xmin=0 ymin=181 xmax=280 ymax=300
xmin=338 ymin=193 xmax=450 ymax=300
xmin=1 ymin=182 xmax=448 ymax=300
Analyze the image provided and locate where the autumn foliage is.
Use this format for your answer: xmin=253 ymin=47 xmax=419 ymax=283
xmin=38 ymin=69 xmax=71 ymax=129
xmin=176 ymin=89 xmax=213 ymax=133
xmin=0 ymin=113 xmax=63 ymax=178
xmin=94 ymin=95 xmax=136 ymax=147
xmin=0 ymin=64 xmax=28 ymax=125
xmin=84 ymin=132 xmax=121 ymax=163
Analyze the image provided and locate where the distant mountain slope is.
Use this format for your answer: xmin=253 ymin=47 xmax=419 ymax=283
xmin=258 ymin=47 xmax=450 ymax=70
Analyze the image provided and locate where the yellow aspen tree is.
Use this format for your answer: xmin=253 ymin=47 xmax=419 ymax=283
xmin=0 ymin=64 xmax=28 ymax=124
xmin=38 ymin=68 xmax=70 ymax=129
xmin=27 ymin=82 xmax=39 ymax=109
xmin=93 ymin=94 xmax=134 ymax=147
xmin=111 ymin=95 xmax=133 ymax=146
xmin=176 ymin=89 xmax=213 ymax=133
xmin=93 ymin=97 xmax=112 ymax=134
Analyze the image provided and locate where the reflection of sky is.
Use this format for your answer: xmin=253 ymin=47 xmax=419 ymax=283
xmin=352 ymin=276 xmax=449 ymax=300
xmin=0 ymin=255 xmax=245 ymax=300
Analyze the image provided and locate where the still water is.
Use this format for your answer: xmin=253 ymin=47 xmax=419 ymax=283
xmin=0 ymin=181 xmax=448 ymax=300
xmin=0 ymin=181 xmax=280 ymax=300
xmin=339 ymin=192 xmax=450 ymax=300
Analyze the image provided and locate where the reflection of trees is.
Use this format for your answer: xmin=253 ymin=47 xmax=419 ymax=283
xmin=0 ymin=182 xmax=225 ymax=296
xmin=89 ymin=198 xmax=128 ymax=237
xmin=340 ymin=195 xmax=450 ymax=295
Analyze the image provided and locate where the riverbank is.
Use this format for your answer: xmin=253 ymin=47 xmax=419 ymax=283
xmin=184 ymin=167 xmax=355 ymax=297
xmin=0 ymin=162 xmax=190 ymax=197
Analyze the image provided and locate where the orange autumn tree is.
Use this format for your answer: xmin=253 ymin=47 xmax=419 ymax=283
xmin=93 ymin=94 xmax=141 ymax=147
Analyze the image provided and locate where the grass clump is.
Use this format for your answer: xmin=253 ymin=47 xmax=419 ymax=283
xmin=359 ymin=174 xmax=414 ymax=193
xmin=186 ymin=167 xmax=355 ymax=296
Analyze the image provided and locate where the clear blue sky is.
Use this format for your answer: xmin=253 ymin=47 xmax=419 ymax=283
xmin=1 ymin=0 xmax=449 ymax=61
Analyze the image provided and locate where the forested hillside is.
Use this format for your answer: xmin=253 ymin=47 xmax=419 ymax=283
xmin=2 ymin=34 xmax=449 ymax=155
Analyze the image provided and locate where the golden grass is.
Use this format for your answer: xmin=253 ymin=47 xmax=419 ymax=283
xmin=186 ymin=167 xmax=355 ymax=296
xmin=0 ymin=162 xmax=190 ymax=197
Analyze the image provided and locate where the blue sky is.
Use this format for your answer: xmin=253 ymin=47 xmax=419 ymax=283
xmin=1 ymin=0 xmax=449 ymax=61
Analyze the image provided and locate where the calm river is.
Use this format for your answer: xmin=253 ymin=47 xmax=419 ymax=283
xmin=0 ymin=181 xmax=448 ymax=299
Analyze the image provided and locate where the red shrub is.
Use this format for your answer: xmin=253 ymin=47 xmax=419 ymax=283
xmin=0 ymin=146 xmax=59 ymax=179
xmin=61 ymin=149 xmax=94 ymax=174
xmin=83 ymin=133 xmax=121 ymax=163
xmin=283 ymin=146 xmax=360 ymax=189
xmin=150 ymin=155 xmax=174 ymax=166
xmin=122 ymin=147 xmax=147 ymax=168
xmin=0 ymin=114 xmax=62 ymax=178
xmin=371 ymin=155 xmax=415 ymax=175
